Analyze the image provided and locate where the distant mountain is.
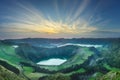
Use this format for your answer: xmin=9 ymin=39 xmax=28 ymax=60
xmin=2 ymin=38 xmax=118 ymax=46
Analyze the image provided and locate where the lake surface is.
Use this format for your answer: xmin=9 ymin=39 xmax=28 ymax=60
xmin=37 ymin=58 xmax=67 ymax=65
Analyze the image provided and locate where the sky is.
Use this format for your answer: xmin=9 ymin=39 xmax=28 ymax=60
xmin=0 ymin=0 xmax=120 ymax=39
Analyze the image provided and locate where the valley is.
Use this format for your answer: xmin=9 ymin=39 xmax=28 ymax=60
xmin=0 ymin=38 xmax=120 ymax=80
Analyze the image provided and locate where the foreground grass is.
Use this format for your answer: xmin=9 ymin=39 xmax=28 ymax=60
xmin=0 ymin=65 xmax=26 ymax=80
xmin=26 ymin=72 xmax=49 ymax=80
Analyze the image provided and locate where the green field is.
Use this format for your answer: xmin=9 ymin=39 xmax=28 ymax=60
xmin=0 ymin=43 xmax=28 ymax=70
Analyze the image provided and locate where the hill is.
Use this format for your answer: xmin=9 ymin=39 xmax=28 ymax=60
xmin=0 ymin=65 xmax=27 ymax=80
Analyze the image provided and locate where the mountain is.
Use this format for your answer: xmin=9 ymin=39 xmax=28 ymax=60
xmin=15 ymin=44 xmax=79 ymax=63
xmin=0 ymin=38 xmax=120 ymax=80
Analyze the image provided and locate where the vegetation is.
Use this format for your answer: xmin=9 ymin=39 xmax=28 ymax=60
xmin=89 ymin=72 xmax=103 ymax=80
xmin=23 ymin=66 xmax=34 ymax=74
xmin=100 ymin=71 xmax=120 ymax=80
xmin=102 ymin=39 xmax=120 ymax=68
xmin=103 ymin=63 xmax=120 ymax=72
xmin=0 ymin=38 xmax=120 ymax=80
xmin=40 ymin=47 xmax=94 ymax=71
xmin=0 ymin=42 xmax=26 ymax=67
xmin=0 ymin=60 xmax=20 ymax=74
xmin=65 ymin=68 xmax=86 ymax=76
xmin=27 ymin=72 xmax=49 ymax=80
xmin=39 ymin=73 xmax=71 ymax=80
xmin=0 ymin=65 xmax=26 ymax=80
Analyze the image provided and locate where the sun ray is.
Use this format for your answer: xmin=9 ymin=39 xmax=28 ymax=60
xmin=1 ymin=0 xmax=113 ymax=38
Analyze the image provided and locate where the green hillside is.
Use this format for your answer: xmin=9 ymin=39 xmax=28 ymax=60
xmin=0 ymin=39 xmax=120 ymax=80
xmin=0 ymin=65 xmax=26 ymax=80
xmin=0 ymin=42 xmax=25 ymax=67
xmin=40 ymin=47 xmax=94 ymax=71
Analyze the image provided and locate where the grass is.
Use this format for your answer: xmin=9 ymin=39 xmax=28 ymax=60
xmin=26 ymin=72 xmax=49 ymax=80
xmin=22 ymin=66 xmax=49 ymax=80
xmin=103 ymin=63 xmax=120 ymax=72
xmin=0 ymin=43 xmax=50 ymax=80
xmin=23 ymin=66 xmax=34 ymax=74
xmin=29 ymin=68 xmax=86 ymax=80
xmin=40 ymin=47 xmax=94 ymax=71
xmin=0 ymin=43 xmax=26 ymax=68
xmin=89 ymin=72 xmax=103 ymax=80
xmin=0 ymin=65 xmax=26 ymax=80
xmin=100 ymin=71 xmax=120 ymax=80
xmin=0 ymin=43 xmax=98 ymax=80
xmin=65 ymin=68 xmax=86 ymax=76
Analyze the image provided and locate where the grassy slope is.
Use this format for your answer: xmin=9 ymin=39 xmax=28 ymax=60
xmin=24 ymin=47 xmax=92 ymax=80
xmin=22 ymin=66 xmax=86 ymax=80
xmin=40 ymin=47 xmax=94 ymax=71
xmin=23 ymin=66 xmax=50 ymax=80
xmin=103 ymin=63 xmax=120 ymax=72
xmin=0 ymin=43 xmax=26 ymax=67
xmin=27 ymin=72 xmax=49 ymax=80
xmin=34 ymin=47 xmax=93 ymax=79
xmin=0 ymin=65 xmax=26 ymax=80
xmin=100 ymin=71 xmax=120 ymax=80
xmin=39 ymin=73 xmax=71 ymax=80
xmin=2 ymin=42 xmax=117 ymax=80
xmin=65 ymin=68 xmax=86 ymax=76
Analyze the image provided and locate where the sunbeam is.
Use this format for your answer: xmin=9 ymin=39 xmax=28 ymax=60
xmin=1 ymin=1 xmax=97 ymax=35
xmin=0 ymin=0 xmax=120 ymax=39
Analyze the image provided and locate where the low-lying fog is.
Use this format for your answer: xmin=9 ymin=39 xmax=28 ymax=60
xmin=38 ymin=43 xmax=103 ymax=48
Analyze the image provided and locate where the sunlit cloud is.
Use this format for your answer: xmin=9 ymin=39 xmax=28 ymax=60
xmin=1 ymin=0 xmax=118 ymax=39
xmin=1 ymin=1 xmax=97 ymax=35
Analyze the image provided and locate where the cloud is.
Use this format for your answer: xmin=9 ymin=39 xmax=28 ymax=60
xmin=1 ymin=1 xmax=97 ymax=35
xmin=72 ymin=0 xmax=90 ymax=21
